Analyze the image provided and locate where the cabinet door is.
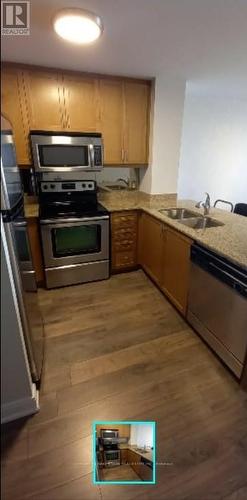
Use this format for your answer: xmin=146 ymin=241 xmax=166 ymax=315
xmin=1 ymin=67 xmax=30 ymax=165
xmin=138 ymin=212 xmax=163 ymax=285
xmin=63 ymin=74 xmax=98 ymax=131
xmin=124 ymin=81 xmax=150 ymax=164
xmin=120 ymin=449 xmax=128 ymax=464
xmin=128 ymin=450 xmax=141 ymax=476
xmin=99 ymin=79 xmax=124 ymax=164
xmin=118 ymin=424 xmax=130 ymax=438
xmin=162 ymin=227 xmax=192 ymax=315
xmin=24 ymin=69 xmax=65 ymax=130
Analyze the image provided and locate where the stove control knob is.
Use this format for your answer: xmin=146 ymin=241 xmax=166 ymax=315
xmin=88 ymin=183 xmax=93 ymax=189
xmin=50 ymin=184 xmax=55 ymax=189
xmin=82 ymin=183 xmax=86 ymax=189
xmin=43 ymin=184 xmax=48 ymax=190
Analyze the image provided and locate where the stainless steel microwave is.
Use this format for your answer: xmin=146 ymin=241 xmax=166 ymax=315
xmin=30 ymin=131 xmax=103 ymax=173
xmin=100 ymin=429 xmax=119 ymax=439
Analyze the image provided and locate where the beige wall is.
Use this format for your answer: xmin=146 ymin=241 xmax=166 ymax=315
xmin=140 ymin=74 xmax=186 ymax=194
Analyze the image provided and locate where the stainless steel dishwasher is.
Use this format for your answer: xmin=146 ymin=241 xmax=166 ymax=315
xmin=187 ymin=244 xmax=247 ymax=378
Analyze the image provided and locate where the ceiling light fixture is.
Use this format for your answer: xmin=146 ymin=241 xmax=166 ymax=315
xmin=53 ymin=8 xmax=103 ymax=44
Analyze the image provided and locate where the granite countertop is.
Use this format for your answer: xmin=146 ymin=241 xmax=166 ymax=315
xmin=118 ymin=444 xmax=153 ymax=462
xmin=24 ymin=191 xmax=247 ymax=270
xmin=98 ymin=191 xmax=247 ymax=270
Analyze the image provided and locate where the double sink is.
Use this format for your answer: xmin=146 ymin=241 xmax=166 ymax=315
xmin=159 ymin=208 xmax=224 ymax=229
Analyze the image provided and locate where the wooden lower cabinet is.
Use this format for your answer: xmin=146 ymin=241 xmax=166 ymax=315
xmin=127 ymin=450 xmax=142 ymax=477
xmin=120 ymin=449 xmax=128 ymax=465
xmin=138 ymin=212 xmax=163 ymax=285
xmin=111 ymin=211 xmax=138 ymax=272
xmin=161 ymin=227 xmax=192 ymax=315
xmin=138 ymin=212 xmax=193 ymax=316
xmin=27 ymin=218 xmax=44 ymax=286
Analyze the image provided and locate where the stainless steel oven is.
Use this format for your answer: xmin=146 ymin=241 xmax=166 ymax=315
xmin=30 ymin=131 xmax=103 ymax=173
xmin=103 ymin=449 xmax=121 ymax=468
xmin=40 ymin=216 xmax=109 ymax=288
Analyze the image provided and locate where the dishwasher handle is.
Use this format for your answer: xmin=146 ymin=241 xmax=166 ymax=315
xmin=191 ymin=245 xmax=247 ymax=299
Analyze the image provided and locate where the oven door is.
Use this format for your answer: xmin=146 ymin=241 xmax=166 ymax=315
xmin=104 ymin=450 xmax=121 ymax=468
xmin=40 ymin=217 xmax=109 ymax=267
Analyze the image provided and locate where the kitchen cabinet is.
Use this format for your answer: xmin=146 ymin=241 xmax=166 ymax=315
xmin=27 ymin=218 xmax=45 ymax=286
xmin=161 ymin=227 xmax=192 ymax=315
xmin=138 ymin=212 xmax=163 ymax=285
xmin=99 ymin=79 xmax=124 ymax=164
xmin=63 ymin=74 xmax=98 ymax=131
xmin=111 ymin=211 xmax=138 ymax=272
xmin=124 ymin=81 xmax=149 ymax=164
xmin=2 ymin=64 xmax=151 ymax=167
xmin=120 ymin=449 xmax=128 ymax=464
xmin=23 ymin=69 xmax=66 ymax=131
xmin=99 ymin=79 xmax=150 ymax=165
xmin=127 ymin=449 xmax=142 ymax=477
xmin=138 ymin=212 xmax=193 ymax=315
xmin=1 ymin=67 xmax=30 ymax=165
xmin=96 ymin=423 xmax=130 ymax=437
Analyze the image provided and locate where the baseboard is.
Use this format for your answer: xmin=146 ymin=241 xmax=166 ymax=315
xmin=1 ymin=383 xmax=39 ymax=424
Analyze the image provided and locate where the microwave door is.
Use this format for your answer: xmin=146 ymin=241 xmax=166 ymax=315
xmin=33 ymin=140 xmax=90 ymax=171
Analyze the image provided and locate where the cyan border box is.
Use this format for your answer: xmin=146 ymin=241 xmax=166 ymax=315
xmin=92 ymin=420 xmax=156 ymax=485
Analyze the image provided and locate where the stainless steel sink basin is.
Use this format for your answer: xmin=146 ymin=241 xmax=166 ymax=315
xmin=178 ymin=217 xmax=224 ymax=229
xmin=159 ymin=208 xmax=200 ymax=219
xmin=134 ymin=448 xmax=149 ymax=454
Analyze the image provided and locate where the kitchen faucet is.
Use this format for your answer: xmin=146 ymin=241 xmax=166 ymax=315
xmin=195 ymin=192 xmax=211 ymax=215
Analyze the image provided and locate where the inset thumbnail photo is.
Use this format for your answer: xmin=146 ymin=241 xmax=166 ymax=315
xmin=93 ymin=421 xmax=156 ymax=484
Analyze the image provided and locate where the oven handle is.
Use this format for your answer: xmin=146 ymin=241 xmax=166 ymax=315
xmin=40 ymin=216 xmax=109 ymax=224
xmin=13 ymin=220 xmax=27 ymax=228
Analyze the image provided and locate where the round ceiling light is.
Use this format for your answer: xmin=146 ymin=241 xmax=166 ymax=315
xmin=53 ymin=8 xmax=103 ymax=44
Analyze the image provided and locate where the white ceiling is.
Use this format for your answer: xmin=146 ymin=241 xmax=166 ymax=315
xmin=2 ymin=0 xmax=247 ymax=83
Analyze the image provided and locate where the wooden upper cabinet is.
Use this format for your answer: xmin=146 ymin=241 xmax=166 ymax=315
xmin=1 ymin=64 xmax=150 ymax=167
xmin=1 ymin=67 xmax=30 ymax=164
xmin=124 ymin=81 xmax=149 ymax=164
xmin=138 ymin=212 xmax=163 ymax=285
xmin=99 ymin=79 xmax=124 ymax=164
xmin=162 ymin=227 xmax=192 ymax=315
xmin=23 ymin=69 xmax=65 ymax=131
xmin=63 ymin=74 xmax=98 ymax=131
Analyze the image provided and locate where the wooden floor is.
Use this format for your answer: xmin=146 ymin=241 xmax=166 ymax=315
xmin=2 ymin=270 xmax=247 ymax=500
xmin=101 ymin=464 xmax=140 ymax=482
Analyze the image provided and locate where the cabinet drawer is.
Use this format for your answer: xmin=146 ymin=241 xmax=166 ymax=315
xmin=112 ymin=228 xmax=137 ymax=241
xmin=111 ymin=212 xmax=138 ymax=228
xmin=112 ymin=250 xmax=136 ymax=269
xmin=113 ymin=239 xmax=136 ymax=251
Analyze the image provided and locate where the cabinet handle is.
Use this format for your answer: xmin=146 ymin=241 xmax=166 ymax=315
xmin=121 ymin=149 xmax=125 ymax=162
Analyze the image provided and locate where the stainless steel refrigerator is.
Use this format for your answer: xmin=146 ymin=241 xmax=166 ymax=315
xmin=1 ymin=114 xmax=44 ymax=383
